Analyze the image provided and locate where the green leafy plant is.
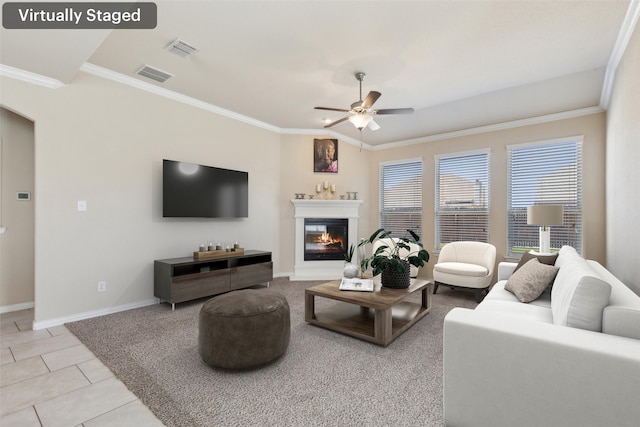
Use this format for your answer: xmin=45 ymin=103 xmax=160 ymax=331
xmin=358 ymin=228 xmax=430 ymax=277
xmin=344 ymin=243 xmax=355 ymax=263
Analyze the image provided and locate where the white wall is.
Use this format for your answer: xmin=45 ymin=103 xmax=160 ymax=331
xmin=606 ymin=21 xmax=640 ymax=295
xmin=1 ymin=71 xmax=282 ymax=325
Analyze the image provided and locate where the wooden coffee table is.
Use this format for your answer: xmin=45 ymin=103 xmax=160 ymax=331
xmin=304 ymin=279 xmax=432 ymax=346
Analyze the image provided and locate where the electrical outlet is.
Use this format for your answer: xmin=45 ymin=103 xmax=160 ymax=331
xmin=97 ymin=281 xmax=107 ymax=292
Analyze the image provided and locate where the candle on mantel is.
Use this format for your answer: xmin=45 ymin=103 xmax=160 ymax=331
xmin=323 ymin=181 xmax=329 ymax=190
xmin=316 ymin=184 xmax=321 ymax=192
xmin=330 ymin=184 xmax=336 ymax=192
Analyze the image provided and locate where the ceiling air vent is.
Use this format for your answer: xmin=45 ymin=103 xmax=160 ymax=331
xmin=136 ymin=65 xmax=173 ymax=83
xmin=166 ymin=39 xmax=199 ymax=57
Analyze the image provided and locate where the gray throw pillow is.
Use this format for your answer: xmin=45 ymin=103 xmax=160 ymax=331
xmin=505 ymin=258 xmax=559 ymax=303
xmin=514 ymin=251 xmax=559 ymax=273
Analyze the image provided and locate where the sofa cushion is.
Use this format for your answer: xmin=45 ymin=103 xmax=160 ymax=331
xmin=505 ymin=258 xmax=559 ymax=303
xmin=513 ymin=251 xmax=558 ymax=273
xmin=474 ymin=299 xmax=553 ymax=323
xmin=433 ymin=262 xmax=488 ymax=277
xmin=484 ymin=281 xmax=552 ymax=308
xmin=552 ymin=246 xmax=612 ymax=332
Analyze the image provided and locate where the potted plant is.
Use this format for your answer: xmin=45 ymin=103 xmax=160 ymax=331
xmin=343 ymin=243 xmax=359 ymax=278
xmin=358 ymin=228 xmax=430 ymax=288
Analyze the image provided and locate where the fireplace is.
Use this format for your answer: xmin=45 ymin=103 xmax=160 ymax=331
xmin=304 ymin=218 xmax=348 ymax=261
xmin=291 ymin=199 xmax=363 ymax=280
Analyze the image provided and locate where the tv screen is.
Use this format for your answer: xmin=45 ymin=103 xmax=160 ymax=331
xmin=163 ymin=159 xmax=248 ymax=218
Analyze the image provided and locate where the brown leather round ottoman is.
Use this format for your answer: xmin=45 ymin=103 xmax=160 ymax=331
xmin=198 ymin=289 xmax=290 ymax=369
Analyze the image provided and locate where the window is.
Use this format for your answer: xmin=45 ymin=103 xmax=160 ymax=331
xmin=379 ymin=159 xmax=423 ymax=237
xmin=435 ymin=150 xmax=490 ymax=250
xmin=507 ymin=137 xmax=583 ymax=256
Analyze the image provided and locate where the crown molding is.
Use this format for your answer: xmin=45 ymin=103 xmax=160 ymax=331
xmin=600 ymin=0 xmax=640 ymax=109
xmin=0 ymin=64 xmax=64 ymax=89
xmin=371 ymin=106 xmax=604 ymax=151
xmin=80 ymin=63 xmax=281 ymax=134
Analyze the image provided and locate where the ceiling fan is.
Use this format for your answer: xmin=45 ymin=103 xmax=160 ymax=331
xmin=315 ymin=72 xmax=414 ymax=131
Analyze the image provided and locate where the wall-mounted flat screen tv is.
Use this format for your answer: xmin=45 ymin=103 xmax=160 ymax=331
xmin=163 ymin=159 xmax=248 ymax=218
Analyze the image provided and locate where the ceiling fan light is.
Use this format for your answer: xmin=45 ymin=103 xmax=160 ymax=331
xmin=348 ymin=114 xmax=373 ymax=130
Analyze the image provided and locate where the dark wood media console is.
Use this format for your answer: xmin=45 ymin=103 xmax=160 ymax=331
xmin=154 ymin=250 xmax=273 ymax=309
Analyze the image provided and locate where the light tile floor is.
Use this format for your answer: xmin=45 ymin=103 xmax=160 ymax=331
xmin=1 ymin=309 xmax=165 ymax=426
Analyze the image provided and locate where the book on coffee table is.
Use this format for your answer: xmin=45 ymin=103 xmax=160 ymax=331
xmin=339 ymin=278 xmax=374 ymax=292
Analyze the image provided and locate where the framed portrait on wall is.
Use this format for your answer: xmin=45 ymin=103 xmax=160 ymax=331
xmin=314 ymin=138 xmax=338 ymax=173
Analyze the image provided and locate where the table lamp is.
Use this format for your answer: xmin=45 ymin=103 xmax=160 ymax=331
xmin=527 ymin=205 xmax=563 ymax=253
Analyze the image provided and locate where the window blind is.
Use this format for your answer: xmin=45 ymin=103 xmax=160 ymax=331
xmin=507 ymin=138 xmax=583 ymax=256
xmin=379 ymin=159 xmax=423 ymax=237
xmin=435 ymin=150 xmax=490 ymax=250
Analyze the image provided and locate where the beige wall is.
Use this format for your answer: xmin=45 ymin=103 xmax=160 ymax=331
xmin=606 ymin=21 xmax=640 ymax=295
xmin=1 ymin=72 xmax=282 ymax=324
xmin=367 ymin=113 xmax=607 ymax=276
xmin=0 ymin=108 xmax=35 ymax=308
xmin=278 ymin=134 xmax=371 ymax=274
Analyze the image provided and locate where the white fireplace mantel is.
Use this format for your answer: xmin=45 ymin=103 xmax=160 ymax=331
xmin=291 ymin=199 xmax=363 ymax=280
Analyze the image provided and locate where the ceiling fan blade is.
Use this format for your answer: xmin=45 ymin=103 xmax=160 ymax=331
xmin=315 ymin=107 xmax=351 ymax=113
xmin=323 ymin=116 xmax=349 ymax=128
xmin=362 ymin=91 xmax=381 ymax=109
xmin=368 ymin=119 xmax=380 ymax=131
xmin=374 ymin=108 xmax=414 ymax=115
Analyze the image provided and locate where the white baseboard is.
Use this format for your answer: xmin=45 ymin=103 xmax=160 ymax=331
xmin=32 ymin=298 xmax=159 ymax=331
xmin=0 ymin=301 xmax=35 ymax=314
xmin=274 ymin=272 xmax=293 ymax=279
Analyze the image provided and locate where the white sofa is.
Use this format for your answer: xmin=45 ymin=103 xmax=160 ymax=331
xmin=443 ymin=246 xmax=640 ymax=427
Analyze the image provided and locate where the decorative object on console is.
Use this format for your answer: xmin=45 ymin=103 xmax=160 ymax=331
xmin=194 ymin=247 xmax=244 ymax=261
xmin=313 ymin=138 xmax=338 ymax=173
xmin=359 ymin=228 xmax=429 ymax=289
xmin=527 ymin=204 xmax=563 ymax=253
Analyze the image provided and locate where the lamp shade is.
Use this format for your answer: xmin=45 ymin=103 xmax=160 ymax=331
xmin=348 ymin=114 xmax=373 ymax=130
xmin=527 ymin=205 xmax=563 ymax=226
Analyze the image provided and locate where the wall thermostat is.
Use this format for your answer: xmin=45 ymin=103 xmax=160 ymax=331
xmin=17 ymin=192 xmax=31 ymax=201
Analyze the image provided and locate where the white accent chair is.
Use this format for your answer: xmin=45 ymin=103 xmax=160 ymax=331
xmin=433 ymin=241 xmax=496 ymax=302
xmin=372 ymin=238 xmax=422 ymax=278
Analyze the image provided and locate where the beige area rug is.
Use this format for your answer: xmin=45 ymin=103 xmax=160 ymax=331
xmin=66 ymin=278 xmax=477 ymax=427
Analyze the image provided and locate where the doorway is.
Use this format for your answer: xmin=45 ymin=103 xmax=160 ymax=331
xmin=0 ymin=107 xmax=35 ymax=312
